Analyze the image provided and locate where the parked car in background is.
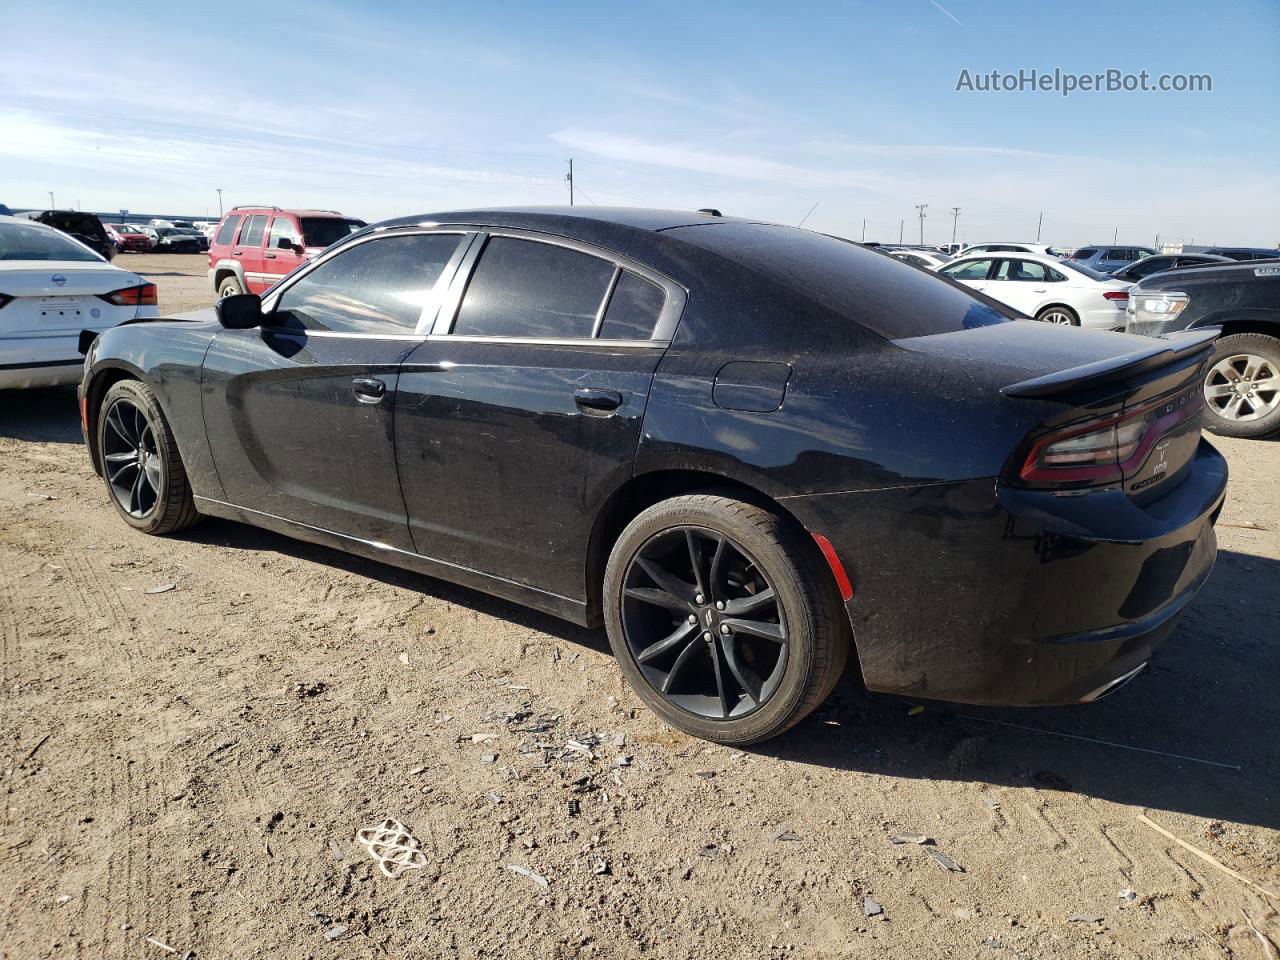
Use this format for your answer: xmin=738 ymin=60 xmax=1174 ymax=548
xmin=146 ymin=227 xmax=205 ymax=253
xmin=891 ymin=250 xmax=950 ymax=270
xmin=1067 ymin=245 xmax=1158 ymax=274
xmin=1126 ymin=259 xmax=1280 ymax=438
xmin=1200 ymin=246 xmax=1280 ymax=262
xmin=960 ymin=242 xmax=1065 ymax=258
xmin=14 ymin=210 xmax=115 ymax=261
xmin=208 ymin=206 xmax=366 ymax=297
xmin=80 ymin=207 xmax=1226 ymax=745
xmin=1109 ymin=252 xmax=1232 ymax=283
xmin=104 ymin=223 xmax=155 ymax=253
xmin=939 ymin=252 xmax=1131 ymax=327
xmin=0 ymin=214 xmax=157 ymax=388
xmin=938 ymin=242 xmax=965 ymax=256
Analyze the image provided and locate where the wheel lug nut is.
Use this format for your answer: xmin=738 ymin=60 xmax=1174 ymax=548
xmin=720 ymin=624 xmax=730 ymax=635
xmin=702 ymin=631 xmax=713 ymax=642
xmin=687 ymin=614 xmax=697 ymax=624
xmin=695 ymin=593 xmax=705 ymax=605
xmin=715 ymin=601 xmax=725 ymax=610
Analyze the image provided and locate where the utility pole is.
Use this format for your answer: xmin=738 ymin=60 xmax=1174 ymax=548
xmin=1036 ymin=211 xmax=1043 ymax=242
xmin=217 ymin=188 xmax=223 ymax=217
xmin=566 ymin=159 xmax=574 ymax=206
xmin=48 ymin=191 xmax=54 ymax=209
xmin=915 ymin=203 xmax=927 ymax=245
xmin=950 ymin=207 xmax=961 ymax=244
xmin=1113 ymin=226 xmax=1118 ymax=243
xmin=899 ymin=219 xmax=904 ymax=244
xmin=861 ymin=218 xmax=866 ymax=242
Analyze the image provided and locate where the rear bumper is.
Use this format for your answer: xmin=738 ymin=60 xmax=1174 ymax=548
xmin=787 ymin=439 xmax=1227 ymax=706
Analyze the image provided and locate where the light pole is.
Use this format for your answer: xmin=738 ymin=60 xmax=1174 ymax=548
xmin=216 ymin=188 xmax=223 ymax=218
xmin=950 ymin=207 xmax=960 ymax=244
xmin=915 ymin=203 xmax=927 ymax=245
xmin=48 ymin=191 xmax=55 ymax=209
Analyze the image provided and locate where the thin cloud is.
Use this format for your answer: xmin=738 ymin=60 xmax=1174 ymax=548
xmin=927 ymin=0 xmax=964 ymax=27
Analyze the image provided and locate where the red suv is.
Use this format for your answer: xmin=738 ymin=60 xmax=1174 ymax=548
xmin=207 ymin=206 xmax=366 ymax=297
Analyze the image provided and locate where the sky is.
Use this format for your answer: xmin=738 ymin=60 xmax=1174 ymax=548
xmin=1 ymin=0 xmax=1278 ymax=248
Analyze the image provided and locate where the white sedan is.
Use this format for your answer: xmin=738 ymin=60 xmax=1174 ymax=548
xmin=0 ymin=215 xmax=158 ymax=389
xmin=937 ymin=251 xmax=1132 ymax=329
xmin=891 ymin=250 xmax=951 ymax=270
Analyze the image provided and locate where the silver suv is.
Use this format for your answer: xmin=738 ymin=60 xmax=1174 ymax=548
xmin=1068 ymin=245 xmax=1158 ymax=274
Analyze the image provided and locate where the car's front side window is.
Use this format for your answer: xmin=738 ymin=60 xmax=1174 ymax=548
xmin=453 ymin=237 xmax=616 ymax=339
xmin=273 ymin=233 xmax=465 ymax=335
xmin=267 ymin=216 xmax=301 ymax=249
xmin=941 ymin=259 xmax=993 ymax=280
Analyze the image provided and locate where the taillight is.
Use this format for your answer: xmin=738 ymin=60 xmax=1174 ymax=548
xmin=1103 ymin=291 xmax=1129 ymax=301
xmin=98 ymin=283 xmax=158 ymax=307
xmin=1018 ymin=388 xmax=1204 ymax=488
xmin=0 ymin=293 xmax=12 ymax=310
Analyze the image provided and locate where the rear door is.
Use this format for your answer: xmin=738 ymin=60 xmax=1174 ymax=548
xmin=986 ymin=258 xmax=1051 ymax=315
xmin=200 ymin=230 xmax=471 ymax=548
xmin=263 ymin=214 xmax=306 ymax=289
xmin=235 ymin=214 xmax=270 ymax=294
xmin=394 ymin=230 xmax=684 ymax=602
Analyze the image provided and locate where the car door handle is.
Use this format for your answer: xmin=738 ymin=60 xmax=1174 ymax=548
xmin=264 ymin=252 xmax=277 ymax=259
xmin=352 ymin=377 xmax=386 ymax=403
xmin=1032 ymin=288 xmax=1046 ymax=293
xmin=574 ymin=387 xmax=623 ymax=414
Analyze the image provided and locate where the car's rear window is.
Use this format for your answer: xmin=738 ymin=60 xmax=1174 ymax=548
xmin=300 ymin=217 xmax=367 ymax=249
xmin=668 ymin=222 xmax=1008 ymax=340
xmin=1072 ymin=247 xmax=1098 ymax=259
xmin=0 ymin=221 xmax=103 ymax=261
xmin=1060 ymin=260 xmax=1110 ymax=281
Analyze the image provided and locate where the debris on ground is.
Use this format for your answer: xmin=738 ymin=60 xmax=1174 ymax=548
xmin=888 ymin=832 xmax=931 ymax=845
xmin=566 ymin=799 xmax=581 ymax=817
xmin=592 ymin=858 xmax=610 ymax=875
xmin=145 ymin=583 xmax=176 ymax=594
xmin=863 ymin=896 xmax=884 ymax=918
xmin=325 ymin=925 xmax=349 ymax=941
xmin=1069 ymin=914 xmax=1104 ymax=924
xmin=926 ymin=848 xmax=964 ymax=873
xmin=479 ymin=754 xmax=497 ymax=763
xmin=1119 ymin=889 xmax=1136 ymax=901
xmin=355 ymin=818 xmax=429 ymax=878
xmin=770 ymin=828 xmax=803 ymax=842
xmin=144 ymin=936 xmax=177 ymax=953
xmin=506 ymin=863 xmax=550 ymax=891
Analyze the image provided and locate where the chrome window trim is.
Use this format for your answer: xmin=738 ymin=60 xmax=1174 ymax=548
xmin=423 ymin=334 xmax=666 ymax=350
xmin=434 ymin=228 xmax=687 ymax=344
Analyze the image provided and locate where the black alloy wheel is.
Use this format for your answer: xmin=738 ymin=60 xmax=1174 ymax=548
xmin=621 ymin=525 xmax=788 ymax=720
xmin=604 ymin=494 xmax=849 ymax=745
xmin=97 ymin=379 xmax=200 ymax=535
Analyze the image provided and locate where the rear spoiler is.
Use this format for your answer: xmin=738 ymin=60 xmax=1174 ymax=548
xmin=1001 ymin=327 xmax=1219 ymax=399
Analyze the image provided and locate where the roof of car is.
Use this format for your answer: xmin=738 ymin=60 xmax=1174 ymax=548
xmin=376 ymin=206 xmax=748 ymax=235
xmin=228 ymin=207 xmax=361 ymax=218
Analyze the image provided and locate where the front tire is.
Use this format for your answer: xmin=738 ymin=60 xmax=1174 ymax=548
xmin=603 ymin=494 xmax=850 ymax=745
xmin=1201 ymin=332 xmax=1280 ymax=438
xmin=98 ymin=380 xmax=200 ymax=535
xmin=217 ymin=275 xmax=244 ymax=298
xmin=1036 ymin=304 xmax=1079 ymax=326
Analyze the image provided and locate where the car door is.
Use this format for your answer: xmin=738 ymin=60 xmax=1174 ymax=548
xmin=234 ymin=214 xmax=270 ymax=293
xmin=200 ymin=230 xmax=472 ymax=549
xmin=394 ymin=230 xmax=684 ymax=603
xmin=938 ymin=257 xmax=994 ymax=294
xmin=986 ymin=258 xmax=1051 ymax=315
xmin=263 ymin=214 xmax=306 ymax=289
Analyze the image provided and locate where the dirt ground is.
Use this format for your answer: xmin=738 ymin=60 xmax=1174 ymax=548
xmin=1 ymin=253 xmax=1278 ymax=959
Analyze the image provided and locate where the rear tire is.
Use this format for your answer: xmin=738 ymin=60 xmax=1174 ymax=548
xmin=217 ymin=275 xmax=244 ymax=298
xmin=603 ymin=494 xmax=850 ymax=745
xmin=1036 ymin=305 xmax=1079 ymax=326
xmin=1201 ymin=332 xmax=1280 ymax=439
xmin=97 ymin=380 xmax=200 ymax=535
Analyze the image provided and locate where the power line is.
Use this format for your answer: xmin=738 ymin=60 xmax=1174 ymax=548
xmin=796 ymin=200 xmax=820 ymax=227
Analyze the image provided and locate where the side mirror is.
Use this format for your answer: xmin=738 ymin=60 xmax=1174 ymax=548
xmin=275 ymin=236 xmax=295 ymax=250
xmin=215 ymin=293 xmax=263 ymax=329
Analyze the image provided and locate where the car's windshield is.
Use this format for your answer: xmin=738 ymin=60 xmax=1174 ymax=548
xmin=0 ymin=221 xmax=103 ymax=261
xmin=1059 ymin=260 xmax=1110 ymax=281
xmin=670 ymin=221 xmax=1010 ymax=340
xmin=300 ymin=217 xmax=367 ymax=248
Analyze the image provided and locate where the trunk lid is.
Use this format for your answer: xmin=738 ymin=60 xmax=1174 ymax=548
xmin=0 ymin=262 xmax=142 ymax=298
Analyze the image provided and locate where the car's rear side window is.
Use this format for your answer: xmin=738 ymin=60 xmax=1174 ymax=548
xmin=598 ymin=271 xmax=666 ymax=340
xmin=274 ymin=233 xmax=464 ymax=335
xmin=671 ymin=222 xmax=1007 ymax=339
xmin=1073 ymin=247 xmax=1098 ymax=259
xmin=454 ymin=237 xmax=615 ymax=339
xmin=239 ymin=215 xmax=267 ymax=248
xmin=214 ymin=215 xmax=241 ymax=246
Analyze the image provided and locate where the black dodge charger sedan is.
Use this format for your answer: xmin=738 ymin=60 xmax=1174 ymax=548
xmin=78 ymin=208 xmax=1227 ymax=744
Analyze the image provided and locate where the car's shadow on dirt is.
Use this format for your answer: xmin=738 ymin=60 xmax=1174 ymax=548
xmin=183 ymin=512 xmax=1278 ymax=831
xmin=763 ymin=548 xmax=1280 ymax=832
xmin=0 ymin=386 xmax=82 ymax=444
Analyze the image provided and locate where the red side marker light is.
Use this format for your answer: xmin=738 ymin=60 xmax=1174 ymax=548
xmin=811 ymin=532 xmax=854 ymax=602
xmin=80 ymin=394 xmax=89 ymax=431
